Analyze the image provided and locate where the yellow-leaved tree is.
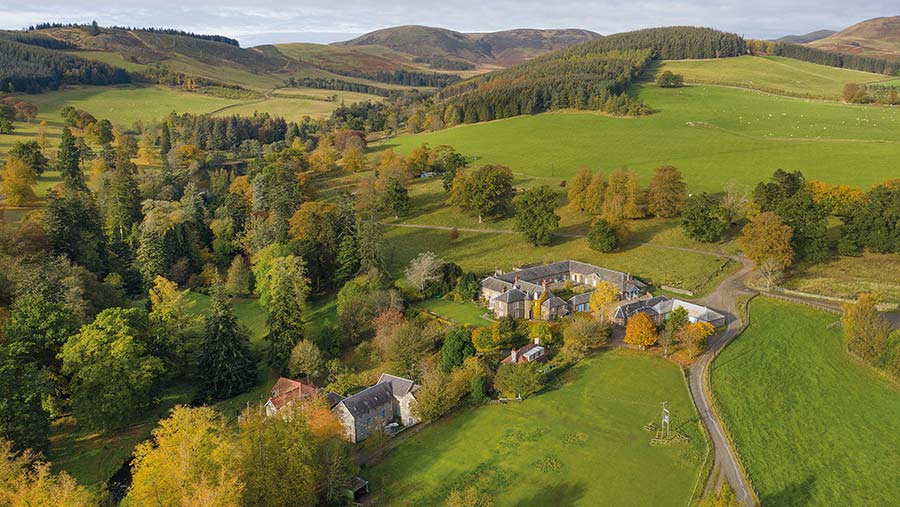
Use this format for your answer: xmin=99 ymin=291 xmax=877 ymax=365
xmin=126 ymin=406 xmax=242 ymax=507
xmin=624 ymin=312 xmax=658 ymax=349
xmin=681 ymin=321 xmax=715 ymax=358
xmin=589 ymin=281 xmax=619 ymax=319
xmin=1 ymin=156 xmax=36 ymax=207
xmin=0 ymin=440 xmax=94 ymax=507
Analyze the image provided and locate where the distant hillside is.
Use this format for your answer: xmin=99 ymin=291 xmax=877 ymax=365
xmin=776 ymin=30 xmax=837 ymax=44
xmin=810 ymin=16 xmax=900 ymax=58
xmin=336 ymin=25 xmax=600 ymax=66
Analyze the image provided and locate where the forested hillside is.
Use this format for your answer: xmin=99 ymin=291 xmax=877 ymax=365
xmin=555 ymin=26 xmax=746 ymax=60
xmin=772 ymin=42 xmax=900 ymax=75
xmin=438 ymin=49 xmax=653 ymax=122
xmin=0 ymin=38 xmax=130 ymax=93
xmin=424 ymin=27 xmax=746 ymax=126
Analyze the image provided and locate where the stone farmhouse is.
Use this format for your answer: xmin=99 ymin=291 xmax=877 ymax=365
xmin=481 ymin=260 xmax=647 ymax=320
xmin=614 ymin=295 xmax=727 ymax=328
xmin=264 ymin=373 xmax=423 ymax=444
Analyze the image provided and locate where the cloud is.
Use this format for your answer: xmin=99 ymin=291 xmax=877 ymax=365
xmin=0 ymin=0 xmax=894 ymax=45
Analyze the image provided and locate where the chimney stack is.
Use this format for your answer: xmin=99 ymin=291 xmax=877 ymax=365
xmin=534 ymin=337 xmax=540 ymax=345
xmin=510 ymin=349 xmax=518 ymax=363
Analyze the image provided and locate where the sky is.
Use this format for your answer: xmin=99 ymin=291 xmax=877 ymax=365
xmin=0 ymin=0 xmax=896 ymax=46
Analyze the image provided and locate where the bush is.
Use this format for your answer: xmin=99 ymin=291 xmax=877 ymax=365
xmin=656 ymin=70 xmax=684 ymax=88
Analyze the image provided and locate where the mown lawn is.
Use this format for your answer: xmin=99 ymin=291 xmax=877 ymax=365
xmin=711 ymin=297 xmax=900 ymax=506
xmin=384 ymin=83 xmax=900 ymax=192
xmin=657 ymin=55 xmax=890 ymax=99
xmin=416 ymin=298 xmax=493 ymax=327
xmin=366 ymin=350 xmax=706 ymax=507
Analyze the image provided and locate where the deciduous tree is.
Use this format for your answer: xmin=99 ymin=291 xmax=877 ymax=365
xmin=1 ymin=156 xmax=36 ymax=206
xmin=405 ymin=251 xmax=444 ymax=292
xmin=127 ymin=406 xmax=241 ymax=507
xmin=624 ymin=312 xmax=657 ymax=348
xmin=441 ymin=327 xmax=475 ymax=373
xmin=740 ymin=212 xmax=794 ymax=290
xmin=681 ymin=193 xmax=726 ymax=243
xmin=513 ymin=185 xmax=559 ymax=246
xmin=493 ymin=362 xmax=543 ymax=398
xmin=60 ymin=307 xmax=163 ymax=430
xmin=589 ymin=280 xmax=620 ymax=317
xmin=289 ymin=340 xmax=326 ymax=384
xmin=587 ymin=218 xmax=619 ymax=252
xmin=647 ymin=165 xmax=687 ymax=218
xmin=842 ymin=293 xmax=891 ymax=362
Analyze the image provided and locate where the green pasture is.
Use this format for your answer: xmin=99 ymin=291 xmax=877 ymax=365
xmin=657 ymin=55 xmax=891 ymax=99
xmin=711 ymin=297 xmax=900 ymax=506
xmin=384 ymin=83 xmax=900 ymax=192
xmin=366 ymin=350 xmax=706 ymax=506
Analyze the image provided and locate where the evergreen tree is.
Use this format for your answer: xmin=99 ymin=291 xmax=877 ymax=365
xmin=334 ymin=233 xmax=360 ymax=285
xmin=0 ymin=350 xmax=50 ymax=452
xmin=197 ymin=286 xmax=256 ymax=401
xmin=137 ymin=229 xmax=167 ymax=286
xmin=159 ymin=122 xmax=172 ymax=162
xmin=56 ymin=127 xmax=84 ymax=190
xmin=356 ymin=218 xmax=384 ymax=272
xmin=104 ymin=150 xmax=142 ymax=242
xmin=43 ymin=189 xmax=107 ymax=273
xmin=263 ymin=258 xmax=310 ymax=374
xmin=381 ymin=177 xmax=410 ymax=217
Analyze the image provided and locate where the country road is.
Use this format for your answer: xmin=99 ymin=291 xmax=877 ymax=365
xmin=692 ymin=256 xmax=757 ymax=506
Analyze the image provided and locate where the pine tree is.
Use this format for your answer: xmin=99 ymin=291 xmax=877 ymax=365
xmin=137 ymin=229 xmax=167 ymax=285
xmin=197 ymin=286 xmax=256 ymax=401
xmin=57 ymin=127 xmax=84 ymax=190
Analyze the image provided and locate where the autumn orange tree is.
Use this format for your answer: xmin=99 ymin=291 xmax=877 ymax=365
xmin=624 ymin=312 xmax=658 ymax=348
xmin=740 ymin=212 xmax=794 ymax=289
xmin=567 ymin=167 xmax=593 ymax=211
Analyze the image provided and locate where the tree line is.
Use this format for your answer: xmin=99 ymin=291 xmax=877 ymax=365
xmin=0 ymin=38 xmax=130 ymax=93
xmin=27 ymin=22 xmax=241 ymax=46
xmin=769 ymin=42 xmax=900 ymax=76
xmin=322 ymin=68 xmax=462 ymax=88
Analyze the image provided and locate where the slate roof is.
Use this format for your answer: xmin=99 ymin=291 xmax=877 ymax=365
xmin=481 ymin=276 xmax=511 ymax=293
xmin=567 ymin=292 xmax=592 ymax=307
xmin=337 ymin=383 xmax=394 ymax=419
xmin=541 ymin=296 xmax=567 ymax=309
xmin=325 ymin=392 xmax=346 ymax=408
xmin=495 ymin=289 xmax=527 ymax=303
xmin=377 ymin=373 xmax=419 ymax=398
xmin=489 ymin=260 xmax=646 ymax=294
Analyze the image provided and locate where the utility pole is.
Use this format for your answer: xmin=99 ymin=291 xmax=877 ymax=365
xmin=660 ymin=401 xmax=670 ymax=440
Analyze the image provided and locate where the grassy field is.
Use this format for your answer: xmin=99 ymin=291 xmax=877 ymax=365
xmin=784 ymin=253 xmax=900 ymax=303
xmin=367 ymin=350 xmax=706 ymax=507
xmin=415 ymin=298 xmax=493 ymax=327
xmin=711 ymin=297 xmax=900 ymax=506
xmin=384 ymin=83 xmax=900 ymax=192
xmin=657 ymin=56 xmax=891 ymax=99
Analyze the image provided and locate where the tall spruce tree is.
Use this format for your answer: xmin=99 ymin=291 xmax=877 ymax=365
xmin=159 ymin=122 xmax=172 ymax=162
xmin=57 ymin=127 xmax=85 ymax=190
xmin=105 ymin=150 xmax=142 ymax=242
xmin=264 ymin=258 xmax=309 ymax=374
xmin=197 ymin=286 xmax=256 ymax=401
xmin=334 ymin=233 xmax=360 ymax=285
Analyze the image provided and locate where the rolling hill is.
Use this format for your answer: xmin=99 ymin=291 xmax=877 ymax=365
xmin=335 ymin=25 xmax=601 ymax=66
xmin=810 ymin=16 xmax=900 ymax=58
xmin=776 ymin=29 xmax=837 ymax=44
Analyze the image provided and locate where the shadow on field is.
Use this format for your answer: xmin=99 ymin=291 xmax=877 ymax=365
xmin=514 ymin=481 xmax=587 ymax=507
xmin=762 ymin=474 xmax=816 ymax=507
